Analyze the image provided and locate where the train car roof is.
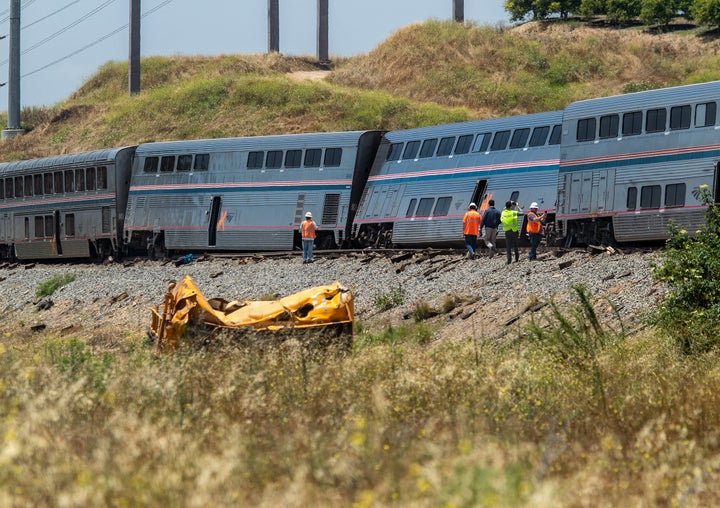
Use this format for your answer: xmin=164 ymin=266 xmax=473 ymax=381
xmin=564 ymin=80 xmax=720 ymax=119
xmin=135 ymin=131 xmax=382 ymax=155
xmin=382 ymin=110 xmax=564 ymax=142
xmin=0 ymin=146 xmax=137 ymax=174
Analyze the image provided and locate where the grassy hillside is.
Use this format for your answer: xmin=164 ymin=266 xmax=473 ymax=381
xmin=3 ymin=20 xmax=720 ymax=161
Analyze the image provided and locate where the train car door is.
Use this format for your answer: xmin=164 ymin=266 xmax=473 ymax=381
xmin=567 ymin=171 xmax=592 ymax=214
xmin=54 ymin=210 xmax=63 ymax=256
xmin=208 ymin=196 xmax=221 ymax=247
xmin=470 ymin=180 xmax=487 ymax=206
xmin=714 ymin=161 xmax=720 ymax=204
xmin=591 ymin=169 xmax=615 ymax=212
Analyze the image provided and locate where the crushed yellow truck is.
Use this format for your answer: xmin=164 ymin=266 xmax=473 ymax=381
xmin=149 ymin=275 xmax=354 ymax=352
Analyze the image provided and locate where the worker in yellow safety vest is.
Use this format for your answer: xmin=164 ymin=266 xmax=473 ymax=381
xmin=500 ymin=200 xmax=522 ymax=265
xmin=300 ymin=212 xmax=317 ymax=264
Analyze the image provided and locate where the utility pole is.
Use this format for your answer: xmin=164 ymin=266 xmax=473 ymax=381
xmin=268 ymin=0 xmax=279 ymax=52
xmin=129 ymin=0 xmax=141 ymax=95
xmin=453 ymin=0 xmax=465 ymax=23
xmin=317 ymin=0 xmax=329 ymax=64
xmin=3 ymin=0 xmax=24 ymax=140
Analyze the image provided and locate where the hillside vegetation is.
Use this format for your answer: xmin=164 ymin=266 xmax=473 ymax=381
xmin=2 ymin=20 xmax=720 ymax=161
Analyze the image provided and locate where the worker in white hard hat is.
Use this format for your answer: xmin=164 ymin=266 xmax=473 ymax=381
xmin=526 ymin=202 xmax=546 ymax=261
xmin=462 ymin=202 xmax=481 ymax=259
xmin=300 ymin=212 xmax=317 ymax=264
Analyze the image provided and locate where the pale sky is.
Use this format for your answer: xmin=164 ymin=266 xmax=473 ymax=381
xmin=0 ymin=0 xmax=509 ymax=113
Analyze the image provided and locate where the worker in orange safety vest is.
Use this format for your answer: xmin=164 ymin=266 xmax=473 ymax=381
xmin=300 ymin=212 xmax=318 ymax=264
xmin=462 ymin=202 xmax=481 ymax=259
xmin=526 ymin=202 xmax=547 ymax=261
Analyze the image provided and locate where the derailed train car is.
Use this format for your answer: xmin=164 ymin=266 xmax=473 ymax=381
xmin=351 ymin=111 xmax=563 ymax=247
xmin=557 ymin=80 xmax=720 ymax=246
xmin=122 ymin=130 xmax=382 ymax=257
xmin=0 ymin=147 xmax=135 ymax=260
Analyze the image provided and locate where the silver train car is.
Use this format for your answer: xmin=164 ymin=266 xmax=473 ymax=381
xmin=123 ymin=131 xmax=382 ymax=256
xmin=351 ymin=111 xmax=563 ymax=247
xmin=557 ymin=80 xmax=720 ymax=245
xmin=0 ymin=147 xmax=135 ymax=260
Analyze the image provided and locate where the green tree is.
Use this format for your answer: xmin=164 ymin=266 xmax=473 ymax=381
xmin=692 ymin=0 xmax=720 ymax=26
xmin=640 ymin=0 xmax=679 ymax=25
xmin=651 ymin=187 xmax=720 ymax=353
xmin=504 ymin=0 xmax=581 ymax=21
xmin=606 ymin=0 xmax=642 ymax=22
xmin=578 ymin=0 xmax=607 ymax=15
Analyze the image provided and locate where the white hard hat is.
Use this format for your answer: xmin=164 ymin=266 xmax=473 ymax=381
xmin=305 ymin=212 xmax=312 ymax=218
xmin=469 ymin=202 xmax=477 ymax=209
xmin=530 ymin=202 xmax=539 ymax=209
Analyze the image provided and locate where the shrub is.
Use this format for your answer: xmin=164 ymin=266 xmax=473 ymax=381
xmin=373 ymin=286 xmax=405 ymax=311
xmin=35 ymin=273 xmax=77 ymax=298
xmin=650 ymin=186 xmax=720 ymax=353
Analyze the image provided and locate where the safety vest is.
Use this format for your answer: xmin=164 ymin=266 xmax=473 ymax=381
xmin=500 ymin=209 xmax=518 ymax=232
xmin=463 ymin=209 xmax=481 ymax=236
xmin=301 ymin=219 xmax=316 ymax=239
xmin=526 ymin=211 xmax=541 ymax=234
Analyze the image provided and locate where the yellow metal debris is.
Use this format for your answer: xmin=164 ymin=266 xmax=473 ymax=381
xmin=149 ymin=275 xmax=354 ymax=352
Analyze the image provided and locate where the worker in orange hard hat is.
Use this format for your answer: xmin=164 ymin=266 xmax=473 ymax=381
xmin=462 ymin=202 xmax=481 ymax=259
xmin=526 ymin=202 xmax=546 ymax=261
xmin=300 ymin=212 xmax=318 ymax=264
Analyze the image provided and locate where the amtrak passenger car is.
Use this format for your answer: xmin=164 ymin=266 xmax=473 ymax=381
xmin=557 ymin=81 xmax=720 ymax=245
xmin=0 ymin=147 xmax=135 ymax=260
xmin=351 ymin=111 xmax=563 ymax=247
xmin=124 ymin=131 xmax=382 ymax=255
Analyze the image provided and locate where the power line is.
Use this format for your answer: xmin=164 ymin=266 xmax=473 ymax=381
xmin=22 ymin=0 xmax=82 ymax=31
xmin=21 ymin=0 xmax=176 ymax=79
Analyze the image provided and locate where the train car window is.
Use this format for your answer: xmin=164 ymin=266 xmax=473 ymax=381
xmin=576 ymin=118 xmax=596 ymax=142
xmin=0 ymin=179 xmax=3 ymax=199
xmin=247 ymin=151 xmax=264 ymax=169
xmin=510 ymin=191 xmax=520 ymax=203
xmin=324 ymin=148 xmax=342 ymax=166
xmin=433 ymin=196 xmax=452 ymax=216
xmin=472 ymin=132 xmax=491 ymax=152
xmin=622 ymin=111 xmax=643 ymax=136
xmin=640 ymin=185 xmax=661 ymax=208
xmin=54 ymin=172 xmax=63 ymax=194
xmin=402 ymin=141 xmax=421 ymax=160
xmin=4 ymin=179 xmax=12 ymax=199
xmin=436 ymin=137 xmax=456 ymax=156
xmin=24 ymin=175 xmax=32 ymax=196
xmin=33 ymin=175 xmax=43 ymax=196
xmin=143 ymin=157 xmax=159 ymax=173
xmin=454 ymin=134 xmax=474 ymax=154
xmin=44 ymin=215 xmax=54 ymax=237
xmin=65 ymin=214 xmax=75 ymax=236
xmin=44 ymin=173 xmax=53 ymax=194
xmin=665 ymin=183 xmax=686 ymax=207
xmin=266 ymin=150 xmax=283 ymax=169
xmin=405 ymin=198 xmax=417 ymax=217
xmin=529 ymin=126 xmax=550 ymax=147
xmin=75 ymin=169 xmax=86 ymax=191
xmin=490 ymin=130 xmax=511 ymax=151
xmin=64 ymin=170 xmax=74 ymax=193
xmin=387 ymin=143 xmax=403 ymax=161
xmin=419 ymin=139 xmax=438 ymax=158
xmin=510 ymin=128 xmax=530 ymax=149
xmin=670 ymin=105 xmax=691 ymax=130
xmin=549 ymin=124 xmax=562 ymax=144
xmin=86 ymin=168 xmax=96 ymax=190
xmin=194 ymin=153 xmax=209 ymax=170
xmin=646 ymin=108 xmax=666 ymax=133
xmin=97 ymin=167 xmax=108 ymax=190
xmin=14 ymin=176 xmax=23 ymax=198
xmin=305 ymin=149 xmax=322 ymax=167
xmin=34 ymin=216 xmax=44 ymax=237
xmin=285 ymin=150 xmax=302 ymax=168
xmin=177 ymin=155 xmax=192 ymax=171
xmin=160 ymin=156 xmax=175 ymax=172
xmin=695 ymin=102 xmax=717 ymax=127
xmin=23 ymin=217 xmax=28 ymax=239
xmin=416 ymin=197 xmax=434 ymax=217
xmin=627 ymin=187 xmax=637 ymax=209
xmin=599 ymin=114 xmax=619 ymax=139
